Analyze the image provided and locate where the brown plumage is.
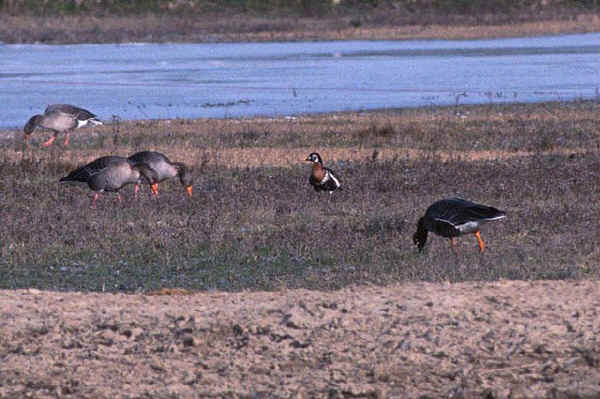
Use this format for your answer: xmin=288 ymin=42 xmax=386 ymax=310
xmin=60 ymin=156 xmax=157 ymax=207
xmin=24 ymin=104 xmax=102 ymax=147
xmin=127 ymin=151 xmax=193 ymax=198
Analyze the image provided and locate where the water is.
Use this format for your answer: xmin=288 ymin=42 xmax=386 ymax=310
xmin=1 ymin=33 xmax=598 ymax=128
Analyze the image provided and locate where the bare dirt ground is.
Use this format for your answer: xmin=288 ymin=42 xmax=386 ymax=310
xmin=1 ymin=280 xmax=599 ymax=398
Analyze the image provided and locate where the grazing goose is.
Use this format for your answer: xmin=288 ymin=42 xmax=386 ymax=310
xmin=60 ymin=156 xmax=156 ymax=207
xmin=24 ymin=104 xmax=103 ymax=147
xmin=413 ymin=197 xmax=506 ymax=253
xmin=128 ymin=151 xmax=193 ymax=198
xmin=305 ymin=152 xmax=341 ymax=194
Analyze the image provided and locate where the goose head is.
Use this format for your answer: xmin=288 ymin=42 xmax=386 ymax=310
xmin=23 ymin=115 xmax=42 ymax=141
xmin=175 ymin=163 xmax=193 ymax=198
xmin=305 ymin=152 xmax=323 ymax=164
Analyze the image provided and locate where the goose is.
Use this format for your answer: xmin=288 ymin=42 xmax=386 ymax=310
xmin=305 ymin=152 xmax=341 ymax=194
xmin=24 ymin=104 xmax=103 ymax=147
xmin=60 ymin=156 xmax=156 ymax=207
xmin=127 ymin=151 xmax=193 ymax=198
xmin=413 ymin=197 xmax=506 ymax=253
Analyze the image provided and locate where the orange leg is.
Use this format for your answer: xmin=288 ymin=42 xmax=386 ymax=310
xmin=116 ymin=193 xmax=122 ymax=203
xmin=134 ymin=184 xmax=140 ymax=200
xmin=185 ymin=185 xmax=193 ymax=198
xmin=42 ymin=134 xmax=57 ymax=147
xmin=151 ymin=183 xmax=159 ymax=197
xmin=475 ymin=231 xmax=485 ymax=253
xmin=91 ymin=193 xmax=100 ymax=208
xmin=449 ymin=237 xmax=457 ymax=254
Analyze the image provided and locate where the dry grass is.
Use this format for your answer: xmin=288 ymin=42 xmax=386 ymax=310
xmin=1 ymin=12 xmax=600 ymax=44
xmin=1 ymin=100 xmax=600 ymax=292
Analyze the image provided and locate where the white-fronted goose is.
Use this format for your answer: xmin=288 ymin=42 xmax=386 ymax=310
xmin=60 ymin=156 xmax=156 ymax=207
xmin=413 ymin=197 xmax=506 ymax=253
xmin=305 ymin=152 xmax=341 ymax=194
xmin=24 ymin=104 xmax=103 ymax=147
xmin=128 ymin=151 xmax=193 ymax=198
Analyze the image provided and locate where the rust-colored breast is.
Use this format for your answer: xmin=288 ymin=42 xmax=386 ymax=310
xmin=312 ymin=163 xmax=325 ymax=182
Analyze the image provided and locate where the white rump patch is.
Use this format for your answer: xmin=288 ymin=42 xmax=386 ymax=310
xmin=77 ymin=118 xmax=103 ymax=128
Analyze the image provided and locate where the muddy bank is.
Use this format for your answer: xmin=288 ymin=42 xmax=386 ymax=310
xmin=2 ymin=12 xmax=600 ymax=44
xmin=1 ymin=280 xmax=599 ymax=398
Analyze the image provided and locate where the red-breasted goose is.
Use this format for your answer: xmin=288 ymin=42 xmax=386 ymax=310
xmin=305 ymin=152 xmax=341 ymax=194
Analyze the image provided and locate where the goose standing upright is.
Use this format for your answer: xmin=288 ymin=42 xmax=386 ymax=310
xmin=305 ymin=152 xmax=341 ymax=194
xmin=60 ymin=156 xmax=156 ymax=207
xmin=413 ymin=197 xmax=506 ymax=253
xmin=128 ymin=151 xmax=193 ymax=198
xmin=24 ymin=104 xmax=103 ymax=147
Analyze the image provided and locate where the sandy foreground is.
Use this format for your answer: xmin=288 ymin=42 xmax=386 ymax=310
xmin=1 ymin=280 xmax=599 ymax=398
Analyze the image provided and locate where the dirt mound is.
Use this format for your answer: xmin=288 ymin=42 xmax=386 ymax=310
xmin=1 ymin=280 xmax=599 ymax=398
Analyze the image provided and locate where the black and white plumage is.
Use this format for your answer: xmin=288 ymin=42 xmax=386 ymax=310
xmin=413 ymin=197 xmax=506 ymax=253
xmin=128 ymin=151 xmax=193 ymax=198
xmin=305 ymin=152 xmax=341 ymax=194
xmin=60 ymin=156 xmax=156 ymax=207
xmin=24 ymin=104 xmax=103 ymax=147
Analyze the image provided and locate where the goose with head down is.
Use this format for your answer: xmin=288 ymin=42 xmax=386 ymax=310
xmin=127 ymin=151 xmax=193 ymax=198
xmin=413 ymin=197 xmax=506 ymax=253
xmin=60 ymin=156 xmax=157 ymax=207
xmin=24 ymin=104 xmax=103 ymax=147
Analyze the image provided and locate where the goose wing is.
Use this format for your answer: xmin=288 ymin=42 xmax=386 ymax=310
xmin=323 ymin=167 xmax=341 ymax=190
xmin=46 ymin=104 xmax=97 ymax=121
xmin=129 ymin=151 xmax=170 ymax=167
xmin=426 ymin=198 xmax=505 ymax=236
xmin=61 ymin=156 xmax=125 ymax=182
xmin=432 ymin=198 xmax=504 ymax=224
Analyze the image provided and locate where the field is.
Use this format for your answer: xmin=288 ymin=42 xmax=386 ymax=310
xmin=2 ymin=100 xmax=600 ymax=292
xmin=1 ymin=100 xmax=600 ymax=397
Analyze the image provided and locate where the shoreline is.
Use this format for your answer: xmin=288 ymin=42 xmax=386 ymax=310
xmin=1 ymin=13 xmax=599 ymax=44
xmin=3 ymin=99 xmax=598 ymax=168
xmin=2 ymin=98 xmax=598 ymax=133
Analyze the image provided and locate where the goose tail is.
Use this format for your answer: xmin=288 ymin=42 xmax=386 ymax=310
xmin=88 ymin=117 xmax=103 ymax=126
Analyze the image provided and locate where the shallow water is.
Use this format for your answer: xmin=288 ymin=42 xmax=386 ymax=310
xmin=1 ymin=33 xmax=598 ymax=128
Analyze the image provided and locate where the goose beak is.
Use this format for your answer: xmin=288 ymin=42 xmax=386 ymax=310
xmin=305 ymin=157 xmax=311 ymax=162
xmin=186 ymin=185 xmax=193 ymax=198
